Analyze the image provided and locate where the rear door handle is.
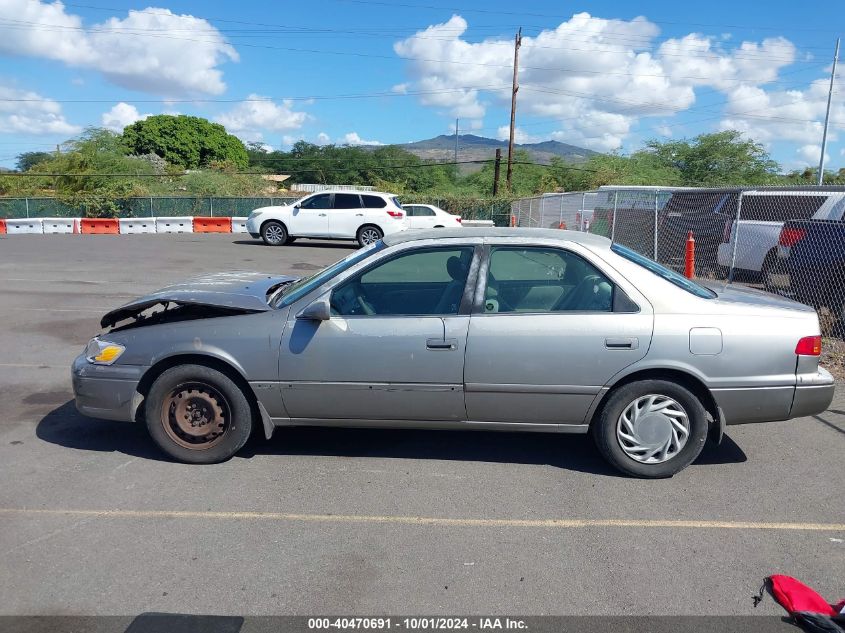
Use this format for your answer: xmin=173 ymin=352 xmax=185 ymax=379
xmin=318 ymin=213 xmax=327 ymax=217
xmin=605 ymin=337 xmax=638 ymax=350
xmin=427 ymin=338 xmax=457 ymax=350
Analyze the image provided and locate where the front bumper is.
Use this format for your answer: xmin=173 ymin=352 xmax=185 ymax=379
xmin=245 ymin=215 xmax=261 ymax=237
xmin=791 ymin=367 xmax=835 ymax=418
xmin=72 ymin=354 xmax=147 ymax=422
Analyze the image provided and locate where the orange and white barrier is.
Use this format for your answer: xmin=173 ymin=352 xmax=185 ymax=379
xmin=0 ymin=219 xmax=5 ymax=234
xmin=42 ymin=217 xmax=78 ymax=234
xmin=119 ymin=218 xmax=157 ymax=234
xmin=5 ymin=218 xmax=44 ymax=234
xmin=80 ymin=218 xmax=119 ymax=234
xmin=193 ymin=216 xmax=231 ymax=233
xmin=231 ymin=217 xmax=249 ymax=233
xmin=155 ymin=216 xmax=193 ymax=233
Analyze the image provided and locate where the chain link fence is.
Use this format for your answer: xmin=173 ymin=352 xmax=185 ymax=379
xmin=510 ymin=186 xmax=845 ymax=337
xmin=0 ymin=197 xmax=303 ymax=219
xmin=0 ymin=195 xmax=516 ymax=225
xmin=510 ymin=192 xmax=599 ymax=230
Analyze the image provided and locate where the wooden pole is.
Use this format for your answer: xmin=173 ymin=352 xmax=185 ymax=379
xmin=506 ymin=27 xmax=521 ymax=193
xmin=493 ymin=148 xmax=502 ymax=196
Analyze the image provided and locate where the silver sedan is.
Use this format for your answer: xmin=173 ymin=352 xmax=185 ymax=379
xmin=72 ymin=228 xmax=834 ymax=477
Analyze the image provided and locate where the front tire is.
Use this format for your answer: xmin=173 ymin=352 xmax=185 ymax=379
xmin=357 ymin=225 xmax=383 ymax=248
xmin=145 ymin=364 xmax=254 ymax=464
xmin=591 ymin=379 xmax=708 ymax=478
xmin=261 ymin=220 xmax=288 ymax=246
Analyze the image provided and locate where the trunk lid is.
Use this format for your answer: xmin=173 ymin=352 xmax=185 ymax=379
xmin=697 ymin=280 xmax=816 ymax=313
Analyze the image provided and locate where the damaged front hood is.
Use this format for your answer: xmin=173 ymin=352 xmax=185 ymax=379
xmin=101 ymin=271 xmax=298 ymax=328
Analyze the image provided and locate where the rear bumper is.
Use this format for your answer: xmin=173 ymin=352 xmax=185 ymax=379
xmin=71 ymin=354 xmax=146 ymax=422
xmin=791 ymin=368 xmax=835 ymax=418
xmin=712 ymin=368 xmax=835 ymax=424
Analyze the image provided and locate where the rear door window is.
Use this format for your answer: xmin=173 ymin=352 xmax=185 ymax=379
xmin=333 ymin=193 xmax=362 ymax=209
xmin=484 ymin=247 xmax=613 ymax=313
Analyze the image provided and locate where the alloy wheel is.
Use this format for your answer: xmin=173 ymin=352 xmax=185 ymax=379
xmin=360 ymin=228 xmax=381 ymax=245
xmin=264 ymin=223 xmax=285 ymax=245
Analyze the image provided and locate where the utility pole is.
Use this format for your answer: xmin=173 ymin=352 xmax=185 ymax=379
xmin=454 ymin=118 xmax=459 ymax=164
xmin=493 ymin=148 xmax=502 ymax=196
xmin=506 ymin=27 xmax=522 ymax=193
xmin=818 ymin=37 xmax=840 ymax=186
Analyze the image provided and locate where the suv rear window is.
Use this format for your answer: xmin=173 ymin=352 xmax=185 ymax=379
xmin=361 ymin=195 xmax=387 ymax=209
xmin=741 ymin=195 xmax=826 ymax=222
xmin=333 ymin=193 xmax=362 ymax=209
xmin=611 ymin=243 xmax=715 ymax=299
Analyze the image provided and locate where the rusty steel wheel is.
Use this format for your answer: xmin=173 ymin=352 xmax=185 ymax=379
xmin=146 ymin=364 xmax=254 ymax=464
xmin=161 ymin=382 xmax=231 ymax=450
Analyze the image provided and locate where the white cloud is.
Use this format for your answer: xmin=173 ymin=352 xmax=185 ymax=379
xmin=0 ymin=85 xmax=80 ymax=135
xmin=342 ymin=132 xmax=383 ymax=146
xmin=796 ymin=144 xmax=826 ymax=166
xmin=392 ymin=83 xmax=410 ymax=94
xmin=495 ymin=126 xmax=539 ymax=144
xmin=101 ymin=102 xmax=150 ymax=132
xmin=315 ymin=132 xmax=331 ymax=145
xmin=215 ymin=95 xmax=308 ymax=141
xmin=394 ymin=13 xmax=811 ymax=152
xmin=0 ymin=2 xmax=238 ymax=96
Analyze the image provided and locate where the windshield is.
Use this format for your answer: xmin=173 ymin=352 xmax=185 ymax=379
xmin=610 ymin=243 xmax=716 ymax=299
xmin=271 ymin=241 xmax=386 ymax=308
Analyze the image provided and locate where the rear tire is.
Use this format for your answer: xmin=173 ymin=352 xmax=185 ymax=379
xmin=145 ymin=364 xmax=253 ymax=464
xmin=591 ymin=379 xmax=708 ymax=478
xmin=261 ymin=220 xmax=288 ymax=246
xmin=356 ymin=225 xmax=383 ymax=248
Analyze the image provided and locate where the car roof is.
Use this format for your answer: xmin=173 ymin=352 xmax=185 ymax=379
xmin=383 ymin=227 xmax=612 ymax=248
xmin=304 ymin=190 xmax=396 ymax=196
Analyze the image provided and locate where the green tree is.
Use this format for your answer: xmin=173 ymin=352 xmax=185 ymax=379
xmin=15 ymin=151 xmax=53 ymax=172
xmin=122 ymin=115 xmax=248 ymax=169
xmin=644 ymin=130 xmax=780 ymax=186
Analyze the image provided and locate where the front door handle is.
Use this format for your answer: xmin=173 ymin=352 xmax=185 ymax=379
xmin=605 ymin=337 xmax=638 ymax=350
xmin=427 ymin=338 xmax=457 ymax=350
xmin=318 ymin=213 xmax=327 ymax=217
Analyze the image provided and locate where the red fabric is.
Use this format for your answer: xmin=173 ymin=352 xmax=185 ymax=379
xmin=770 ymin=575 xmax=836 ymax=616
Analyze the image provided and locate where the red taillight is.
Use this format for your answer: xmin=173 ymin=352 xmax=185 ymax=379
xmin=779 ymin=227 xmax=806 ymax=247
xmin=386 ymin=210 xmax=404 ymax=219
xmin=456 ymin=217 xmax=462 ymax=224
xmin=795 ymin=335 xmax=822 ymax=356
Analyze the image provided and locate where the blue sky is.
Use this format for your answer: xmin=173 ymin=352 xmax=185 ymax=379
xmin=0 ymin=0 xmax=842 ymax=171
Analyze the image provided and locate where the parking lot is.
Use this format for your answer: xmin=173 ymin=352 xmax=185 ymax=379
xmin=0 ymin=233 xmax=843 ymax=617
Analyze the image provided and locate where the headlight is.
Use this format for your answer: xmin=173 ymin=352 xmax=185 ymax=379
xmin=84 ymin=338 xmax=126 ymax=365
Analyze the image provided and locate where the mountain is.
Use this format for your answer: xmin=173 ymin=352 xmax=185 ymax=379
xmin=384 ymin=134 xmax=598 ymax=166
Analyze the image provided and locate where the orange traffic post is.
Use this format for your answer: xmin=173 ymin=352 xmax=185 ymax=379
xmin=80 ymin=218 xmax=119 ymax=234
xmin=684 ymin=231 xmax=696 ymax=279
xmin=193 ymin=217 xmax=232 ymax=233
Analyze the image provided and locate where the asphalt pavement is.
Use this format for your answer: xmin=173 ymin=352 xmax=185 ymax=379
xmin=0 ymin=234 xmax=843 ymax=618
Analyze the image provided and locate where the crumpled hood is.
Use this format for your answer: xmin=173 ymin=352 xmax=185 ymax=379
xmin=100 ymin=271 xmax=297 ymax=328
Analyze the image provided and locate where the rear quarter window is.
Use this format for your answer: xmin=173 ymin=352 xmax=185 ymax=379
xmin=361 ymin=195 xmax=387 ymax=209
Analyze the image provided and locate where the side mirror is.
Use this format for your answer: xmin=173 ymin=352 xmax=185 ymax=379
xmin=296 ymin=297 xmax=331 ymax=321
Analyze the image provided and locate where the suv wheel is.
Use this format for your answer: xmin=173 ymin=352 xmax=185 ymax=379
xmin=591 ymin=379 xmax=708 ymax=478
xmin=145 ymin=364 xmax=254 ymax=464
xmin=357 ymin=225 xmax=383 ymax=248
xmin=261 ymin=221 xmax=288 ymax=246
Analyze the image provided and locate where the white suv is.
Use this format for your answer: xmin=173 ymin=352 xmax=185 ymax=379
xmin=246 ymin=190 xmax=408 ymax=247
